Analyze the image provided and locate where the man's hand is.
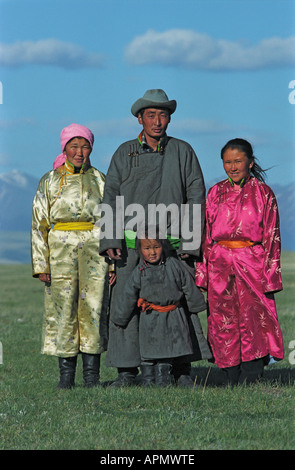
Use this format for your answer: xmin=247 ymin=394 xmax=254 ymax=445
xmin=109 ymin=272 xmax=116 ymax=286
xmin=39 ymin=273 xmax=51 ymax=283
xmin=107 ymin=248 xmax=122 ymax=260
xmin=179 ymin=253 xmax=190 ymax=259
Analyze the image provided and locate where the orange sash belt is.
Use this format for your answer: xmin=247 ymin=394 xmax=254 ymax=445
xmin=137 ymin=298 xmax=180 ymax=312
xmin=217 ymin=240 xmax=255 ymax=248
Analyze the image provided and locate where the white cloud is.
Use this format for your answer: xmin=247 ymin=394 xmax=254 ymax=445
xmin=125 ymin=29 xmax=295 ymax=70
xmin=0 ymin=39 xmax=105 ymax=69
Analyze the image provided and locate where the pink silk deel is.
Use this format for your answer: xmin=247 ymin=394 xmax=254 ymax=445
xmin=195 ymin=177 xmax=284 ymax=368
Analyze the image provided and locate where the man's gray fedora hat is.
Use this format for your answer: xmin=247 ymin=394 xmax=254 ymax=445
xmin=131 ymin=89 xmax=177 ymax=116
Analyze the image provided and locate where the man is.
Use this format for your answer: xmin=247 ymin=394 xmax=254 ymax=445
xmin=100 ymin=89 xmax=211 ymax=386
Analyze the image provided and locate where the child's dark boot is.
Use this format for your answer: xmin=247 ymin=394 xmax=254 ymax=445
xmin=155 ymin=363 xmax=175 ymax=387
xmin=140 ymin=362 xmax=155 ymax=386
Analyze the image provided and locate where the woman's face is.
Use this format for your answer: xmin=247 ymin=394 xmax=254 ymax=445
xmin=140 ymin=238 xmax=163 ymax=264
xmin=222 ymin=148 xmax=254 ymax=185
xmin=64 ymin=137 xmax=92 ymax=168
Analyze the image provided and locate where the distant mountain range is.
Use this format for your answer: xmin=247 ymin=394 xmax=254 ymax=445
xmin=0 ymin=169 xmax=294 ymax=263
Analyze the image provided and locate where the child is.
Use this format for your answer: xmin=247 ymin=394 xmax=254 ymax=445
xmin=112 ymin=229 xmax=208 ymax=387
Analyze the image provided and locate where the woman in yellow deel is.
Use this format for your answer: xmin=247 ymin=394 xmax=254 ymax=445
xmin=31 ymin=123 xmax=111 ymax=389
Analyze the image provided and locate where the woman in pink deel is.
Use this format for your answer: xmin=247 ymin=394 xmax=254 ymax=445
xmin=195 ymin=138 xmax=284 ymax=385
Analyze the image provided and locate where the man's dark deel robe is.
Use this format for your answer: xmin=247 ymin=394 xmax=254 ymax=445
xmin=100 ymin=134 xmax=206 ymax=367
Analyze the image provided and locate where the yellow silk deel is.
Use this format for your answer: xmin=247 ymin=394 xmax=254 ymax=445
xmin=31 ymin=164 xmax=109 ymax=357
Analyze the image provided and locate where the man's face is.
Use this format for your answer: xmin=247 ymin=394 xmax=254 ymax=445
xmin=138 ymin=108 xmax=170 ymax=143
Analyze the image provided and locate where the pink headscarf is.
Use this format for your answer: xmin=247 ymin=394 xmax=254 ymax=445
xmin=53 ymin=123 xmax=94 ymax=169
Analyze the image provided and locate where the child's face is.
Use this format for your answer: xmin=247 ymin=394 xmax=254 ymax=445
xmin=140 ymin=239 xmax=163 ymax=264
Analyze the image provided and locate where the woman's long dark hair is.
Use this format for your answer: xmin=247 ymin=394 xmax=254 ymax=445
xmin=221 ymin=138 xmax=267 ymax=183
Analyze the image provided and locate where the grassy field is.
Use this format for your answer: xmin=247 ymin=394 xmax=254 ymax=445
xmin=0 ymin=253 xmax=294 ymax=451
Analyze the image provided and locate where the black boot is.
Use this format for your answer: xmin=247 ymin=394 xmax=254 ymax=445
xmin=238 ymin=358 xmax=264 ymax=385
xmin=57 ymin=356 xmax=77 ymax=389
xmin=155 ymin=363 xmax=175 ymax=387
xmin=140 ymin=362 xmax=155 ymax=386
xmin=82 ymin=353 xmax=101 ymax=387
xmin=109 ymin=368 xmax=138 ymax=387
xmin=222 ymin=365 xmax=241 ymax=386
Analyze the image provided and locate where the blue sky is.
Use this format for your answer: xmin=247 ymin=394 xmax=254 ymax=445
xmin=0 ymin=0 xmax=294 ymax=187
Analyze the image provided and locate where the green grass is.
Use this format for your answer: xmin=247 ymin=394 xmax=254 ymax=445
xmin=0 ymin=253 xmax=295 ymax=450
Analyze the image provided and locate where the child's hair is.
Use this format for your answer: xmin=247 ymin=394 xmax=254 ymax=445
xmin=221 ymin=138 xmax=267 ymax=183
xmin=136 ymin=226 xmax=172 ymax=258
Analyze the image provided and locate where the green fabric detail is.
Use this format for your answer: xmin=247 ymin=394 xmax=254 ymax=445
xmin=124 ymin=230 xmax=180 ymax=250
xmin=66 ymin=159 xmax=86 ymax=173
xmin=228 ymin=176 xmax=245 ymax=187
xmin=124 ymin=230 xmax=137 ymax=249
xmin=137 ymin=131 xmax=162 ymax=152
xmin=166 ymin=235 xmax=181 ymax=249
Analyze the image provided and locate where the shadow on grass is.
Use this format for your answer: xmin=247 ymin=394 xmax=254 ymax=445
xmin=191 ymin=365 xmax=295 ymax=387
xmin=100 ymin=366 xmax=295 ymax=388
